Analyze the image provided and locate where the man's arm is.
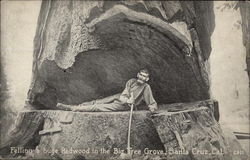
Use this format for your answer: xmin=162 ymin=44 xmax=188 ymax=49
xmin=143 ymin=85 xmax=158 ymax=112
xmin=119 ymin=79 xmax=133 ymax=104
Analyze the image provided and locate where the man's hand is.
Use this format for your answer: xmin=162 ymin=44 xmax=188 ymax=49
xmin=149 ymin=106 xmax=158 ymax=113
xmin=126 ymin=97 xmax=135 ymax=105
xmin=126 ymin=94 xmax=135 ymax=105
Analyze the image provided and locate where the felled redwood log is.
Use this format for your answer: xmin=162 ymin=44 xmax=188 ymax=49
xmin=26 ymin=1 xmax=215 ymax=109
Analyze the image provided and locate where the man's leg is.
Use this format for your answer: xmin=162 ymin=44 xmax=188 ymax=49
xmin=79 ymin=93 xmax=121 ymax=106
xmin=56 ymin=93 xmax=121 ymax=111
xmin=56 ymin=103 xmax=76 ymax=111
xmin=73 ymin=102 xmax=130 ymax=112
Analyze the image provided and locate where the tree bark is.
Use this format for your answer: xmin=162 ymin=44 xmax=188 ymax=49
xmin=0 ymin=112 xmax=44 ymax=157
xmin=239 ymin=1 xmax=250 ymax=90
xmin=26 ymin=1 xmax=215 ymax=109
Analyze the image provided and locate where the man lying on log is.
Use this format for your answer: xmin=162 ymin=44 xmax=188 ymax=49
xmin=57 ymin=69 xmax=158 ymax=113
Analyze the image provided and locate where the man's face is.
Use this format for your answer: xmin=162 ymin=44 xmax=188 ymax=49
xmin=137 ymin=71 xmax=149 ymax=84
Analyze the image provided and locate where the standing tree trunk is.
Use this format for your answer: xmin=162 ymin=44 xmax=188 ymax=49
xmin=25 ymin=1 xmax=215 ymax=109
xmin=239 ymin=1 xmax=250 ymax=91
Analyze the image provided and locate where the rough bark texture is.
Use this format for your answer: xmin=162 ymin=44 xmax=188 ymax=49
xmin=2 ymin=1 xmax=250 ymax=160
xmin=239 ymin=1 xmax=250 ymax=89
xmin=0 ymin=112 xmax=44 ymax=157
xmin=26 ymin=1 xmax=215 ymax=109
xmin=1 ymin=100 xmax=247 ymax=160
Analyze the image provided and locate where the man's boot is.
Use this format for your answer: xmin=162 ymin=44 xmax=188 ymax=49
xmin=56 ymin=103 xmax=74 ymax=111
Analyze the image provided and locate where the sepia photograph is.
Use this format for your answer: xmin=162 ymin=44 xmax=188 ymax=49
xmin=0 ymin=0 xmax=249 ymax=159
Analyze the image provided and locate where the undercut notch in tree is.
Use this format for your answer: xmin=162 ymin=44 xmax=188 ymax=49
xmin=26 ymin=1 xmax=214 ymax=109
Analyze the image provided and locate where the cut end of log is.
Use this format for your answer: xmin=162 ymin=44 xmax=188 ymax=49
xmin=1 ymin=100 xmax=248 ymax=160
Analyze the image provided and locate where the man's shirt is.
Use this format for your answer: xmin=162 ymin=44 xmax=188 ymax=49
xmin=117 ymin=78 xmax=157 ymax=109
